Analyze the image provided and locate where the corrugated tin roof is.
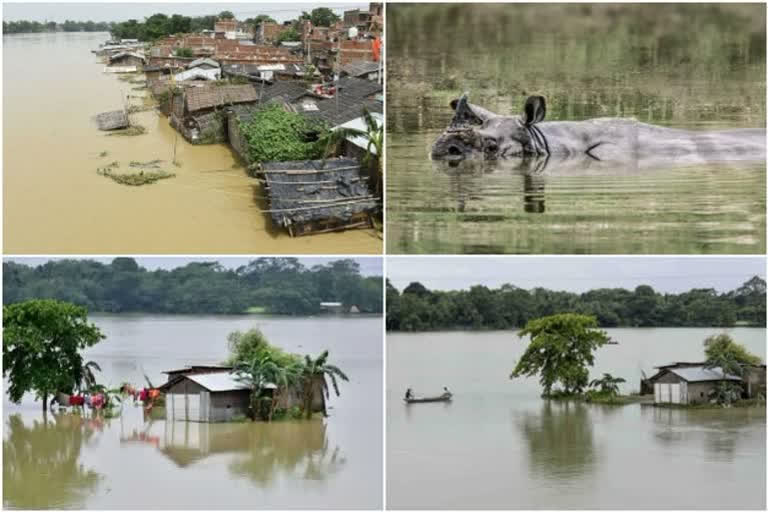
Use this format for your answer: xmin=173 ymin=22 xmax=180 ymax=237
xmin=174 ymin=67 xmax=221 ymax=82
xmin=668 ymin=366 xmax=741 ymax=382
xmin=340 ymin=60 xmax=380 ymax=77
xmin=333 ymin=111 xmax=382 ymax=153
xmin=185 ymin=372 xmax=277 ymax=392
xmin=188 ymin=57 xmax=221 ymax=69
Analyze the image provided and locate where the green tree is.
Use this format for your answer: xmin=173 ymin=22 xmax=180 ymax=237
xmin=510 ymin=314 xmax=610 ymax=396
xmin=218 ymin=11 xmax=235 ymax=20
xmin=588 ymin=373 xmax=626 ymax=396
xmin=3 ymin=300 xmax=105 ymax=412
xmin=308 ymin=7 xmax=341 ymax=27
xmin=703 ymin=333 xmax=762 ymax=377
xmin=300 ymin=351 xmax=348 ymax=418
xmin=276 ymin=27 xmax=301 ymax=42
xmin=235 ymin=353 xmax=285 ymax=420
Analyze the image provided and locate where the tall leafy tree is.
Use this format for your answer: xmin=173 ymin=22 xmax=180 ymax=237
xmin=3 ymin=300 xmax=105 ymax=412
xmin=703 ymin=333 xmax=762 ymax=376
xmin=510 ymin=314 xmax=610 ymax=396
xmin=300 ymin=351 xmax=349 ymax=418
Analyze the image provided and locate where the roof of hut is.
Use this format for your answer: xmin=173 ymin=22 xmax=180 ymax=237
xmin=187 ymin=57 xmax=221 ymax=69
xmin=665 ymin=366 xmax=741 ymax=382
xmin=93 ymin=110 xmax=129 ymax=130
xmin=185 ymin=84 xmax=259 ymax=112
xmin=109 ymin=51 xmax=146 ymax=63
xmin=339 ymin=60 xmax=380 ymax=77
xmin=260 ymin=158 xmax=377 ymax=227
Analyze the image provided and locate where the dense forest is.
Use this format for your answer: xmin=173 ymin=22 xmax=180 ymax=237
xmin=3 ymin=258 xmax=382 ymax=315
xmin=386 ymin=277 xmax=766 ymax=331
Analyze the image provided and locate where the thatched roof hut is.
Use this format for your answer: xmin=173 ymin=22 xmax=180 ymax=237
xmin=260 ymin=158 xmax=377 ymax=236
xmin=94 ymin=110 xmax=129 ymax=131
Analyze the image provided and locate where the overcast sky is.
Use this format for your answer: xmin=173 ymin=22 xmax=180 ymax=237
xmin=5 ymin=257 xmax=382 ymax=276
xmin=387 ymin=257 xmax=766 ymax=294
xmin=3 ymin=2 xmax=367 ymax=23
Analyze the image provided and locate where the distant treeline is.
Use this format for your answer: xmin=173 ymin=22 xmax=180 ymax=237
xmin=386 ymin=277 xmax=766 ymax=331
xmin=4 ymin=258 xmax=382 ymax=315
xmin=110 ymin=14 xmax=220 ymax=41
xmin=3 ymin=20 xmax=113 ymax=34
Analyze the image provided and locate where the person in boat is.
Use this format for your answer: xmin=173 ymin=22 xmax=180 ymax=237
xmin=443 ymin=386 xmax=452 ymax=397
xmin=405 ymin=388 xmax=414 ymax=400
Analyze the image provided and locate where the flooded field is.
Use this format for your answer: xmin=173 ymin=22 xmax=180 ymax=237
xmin=3 ymin=32 xmax=381 ymax=254
xmin=3 ymin=314 xmax=383 ymax=509
xmin=387 ymin=328 xmax=766 ymax=509
xmin=386 ymin=4 xmax=766 ymax=254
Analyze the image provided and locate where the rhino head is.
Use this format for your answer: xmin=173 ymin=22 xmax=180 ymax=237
xmin=431 ymin=93 xmax=548 ymax=160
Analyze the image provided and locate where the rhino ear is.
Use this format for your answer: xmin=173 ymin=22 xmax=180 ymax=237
xmin=450 ymin=93 xmax=490 ymax=126
xmin=523 ymin=95 xmax=546 ymax=126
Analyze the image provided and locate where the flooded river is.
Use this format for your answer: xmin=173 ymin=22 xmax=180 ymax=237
xmin=387 ymin=328 xmax=766 ymax=509
xmin=386 ymin=4 xmax=766 ymax=254
xmin=3 ymin=314 xmax=383 ymax=509
xmin=3 ymin=32 xmax=381 ymax=254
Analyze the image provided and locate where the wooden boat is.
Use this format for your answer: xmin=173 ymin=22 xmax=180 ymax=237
xmin=404 ymin=393 xmax=452 ymax=404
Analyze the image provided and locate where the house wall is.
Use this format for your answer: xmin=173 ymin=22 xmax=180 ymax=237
xmin=686 ymin=382 xmax=718 ymax=405
xmin=112 ymin=55 xmax=144 ymax=68
xmin=209 ymin=390 xmax=251 ymax=422
xmin=743 ymin=366 xmax=767 ymax=398
xmin=227 ymin=114 xmax=252 ymax=167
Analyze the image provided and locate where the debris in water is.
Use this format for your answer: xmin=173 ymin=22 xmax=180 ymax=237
xmin=129 ymin=159 xmax=163 ymax=168
xmin=106 ymin=125 xmax=146 ymax=136
xmin=97 ymin=166 xmax=175 ymax=186
xmin=99 ymin=151 xmax=109 ymax=157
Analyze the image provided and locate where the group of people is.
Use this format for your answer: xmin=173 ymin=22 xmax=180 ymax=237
xmin=404 ymin=386 xmax=451 ymax=400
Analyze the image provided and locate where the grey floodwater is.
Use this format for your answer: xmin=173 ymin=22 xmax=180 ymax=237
xmin=3 ymin=315 xmax=383 ymax=510
xmin=387 ymin=328 xmax=766 ymax=509
xmin=386 ymin=4 xmax=767 ymax=254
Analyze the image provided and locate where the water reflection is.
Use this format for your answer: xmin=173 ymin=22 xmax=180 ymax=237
xmin=516 ymin=401 xmax=596 ymax=480
xmin=3 ymin=413 xmax=102 ymax=509
xmin=153 ymin=418 xmax=344 ymax=486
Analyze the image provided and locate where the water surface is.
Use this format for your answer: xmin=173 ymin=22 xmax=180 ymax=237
xmin=3 ymin=314 xmax=383 ymax=509
xmin=3 ymin=32 xmax=381 ymax=254
xmin=386 ymin=4 xmax=766 ymax=254
xmin=387 ymin=328 xmax=766 ymax=509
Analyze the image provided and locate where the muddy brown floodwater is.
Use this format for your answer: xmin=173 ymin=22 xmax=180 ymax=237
xmin=3 ymin=32 xmax=381 ymax=254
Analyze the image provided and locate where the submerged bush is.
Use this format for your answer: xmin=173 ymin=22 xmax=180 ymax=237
xmin=238 ymin=104 xmax=327 ymax=164
xmin=97 ymin=164 xmax=175 ymax=186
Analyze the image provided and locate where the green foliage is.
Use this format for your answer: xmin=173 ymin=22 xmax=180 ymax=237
xmin=218 ymin=11 xmax=235 ymax=20
xmin=276 ymin=27 xmax=301 ymax=43
xmin=386 ymin=277 xmax=766 ymax=331
xmin=302 ymin=7 xmax=341 ymax=27
xmin=510 ymin=314 xmax=611 ymax=396
xmin=3 ymin=19 xmax=111 ymax=34
xmin=173 ymin=47 xmax=194 ymax=58
xmin=3 ymin=300 xmax=105 ymax=411
xmin=238 ymin=104 xmax=327 ymax=163
xmin=588 ymin=373 xmax=626 ymax=396
xmin=111 ymin=13 xmax=217 ymax=41
xmin=300 ymin=350 xmax=349 ymax=418
xmin=227 ymin=328 xmax=302 ymax=368
xmin=703 ymin=333 xmax=763 ymax=376
xmin=709 ymin=381 xmax=743 ymax=406
xmin=3 ymin=257 xmax=382 ymax=316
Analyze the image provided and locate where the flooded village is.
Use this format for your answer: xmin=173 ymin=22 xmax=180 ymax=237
xmin=3 ymin=4 xmax=383 ymax=253
xmin=386 ymin=257 xmax=766 ymax=510
xmin=2 ymin=256 xmax=383 ymax=509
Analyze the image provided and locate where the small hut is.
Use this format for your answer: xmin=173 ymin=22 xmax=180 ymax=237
xmin=93 ymin=110 xmax=129 ymax=131
xmin=170 ymin=84 xmax=258 ymax=144
xmin=259 ymin=158 xmax=377 ymax=236
xmin=650 ymin=365 xmax=741 ymax=405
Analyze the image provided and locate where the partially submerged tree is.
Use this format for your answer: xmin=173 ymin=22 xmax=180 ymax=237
xmin=703 ymin=333 xmax=762 ymax=377
xmin=3 ymin=300 xmax=105 ymax=412
xmin=320 ymin=108 xmax=383 ymax=193
xmin=300 ymin=351 xmax=349 ymax=419
xmin=510 ymin=313 xmax=610 ymax=397
xmin=588 ymin=373 xmax=626 ymax=397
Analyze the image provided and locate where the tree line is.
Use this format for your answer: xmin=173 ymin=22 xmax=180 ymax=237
xmin=3 ymin=20 xmax=113 ymax=34
xmin=386 ymin=276 xmax=766 ymax=331
xmin=3 ymin=258 xmax=382 ymax=315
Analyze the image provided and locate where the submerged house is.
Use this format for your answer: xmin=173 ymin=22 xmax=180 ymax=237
xmin=158 ymin=367 xmax=326 ymax=422
xmin=170 ymin=84 xmax=259 ymax=143
xmin=105 ymin=51 xmax=146 ymax=72
xmin=647 ymin=364 xmax=743 ymax=405
xmin=259 ymin=158 xmax=378 ymax=236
